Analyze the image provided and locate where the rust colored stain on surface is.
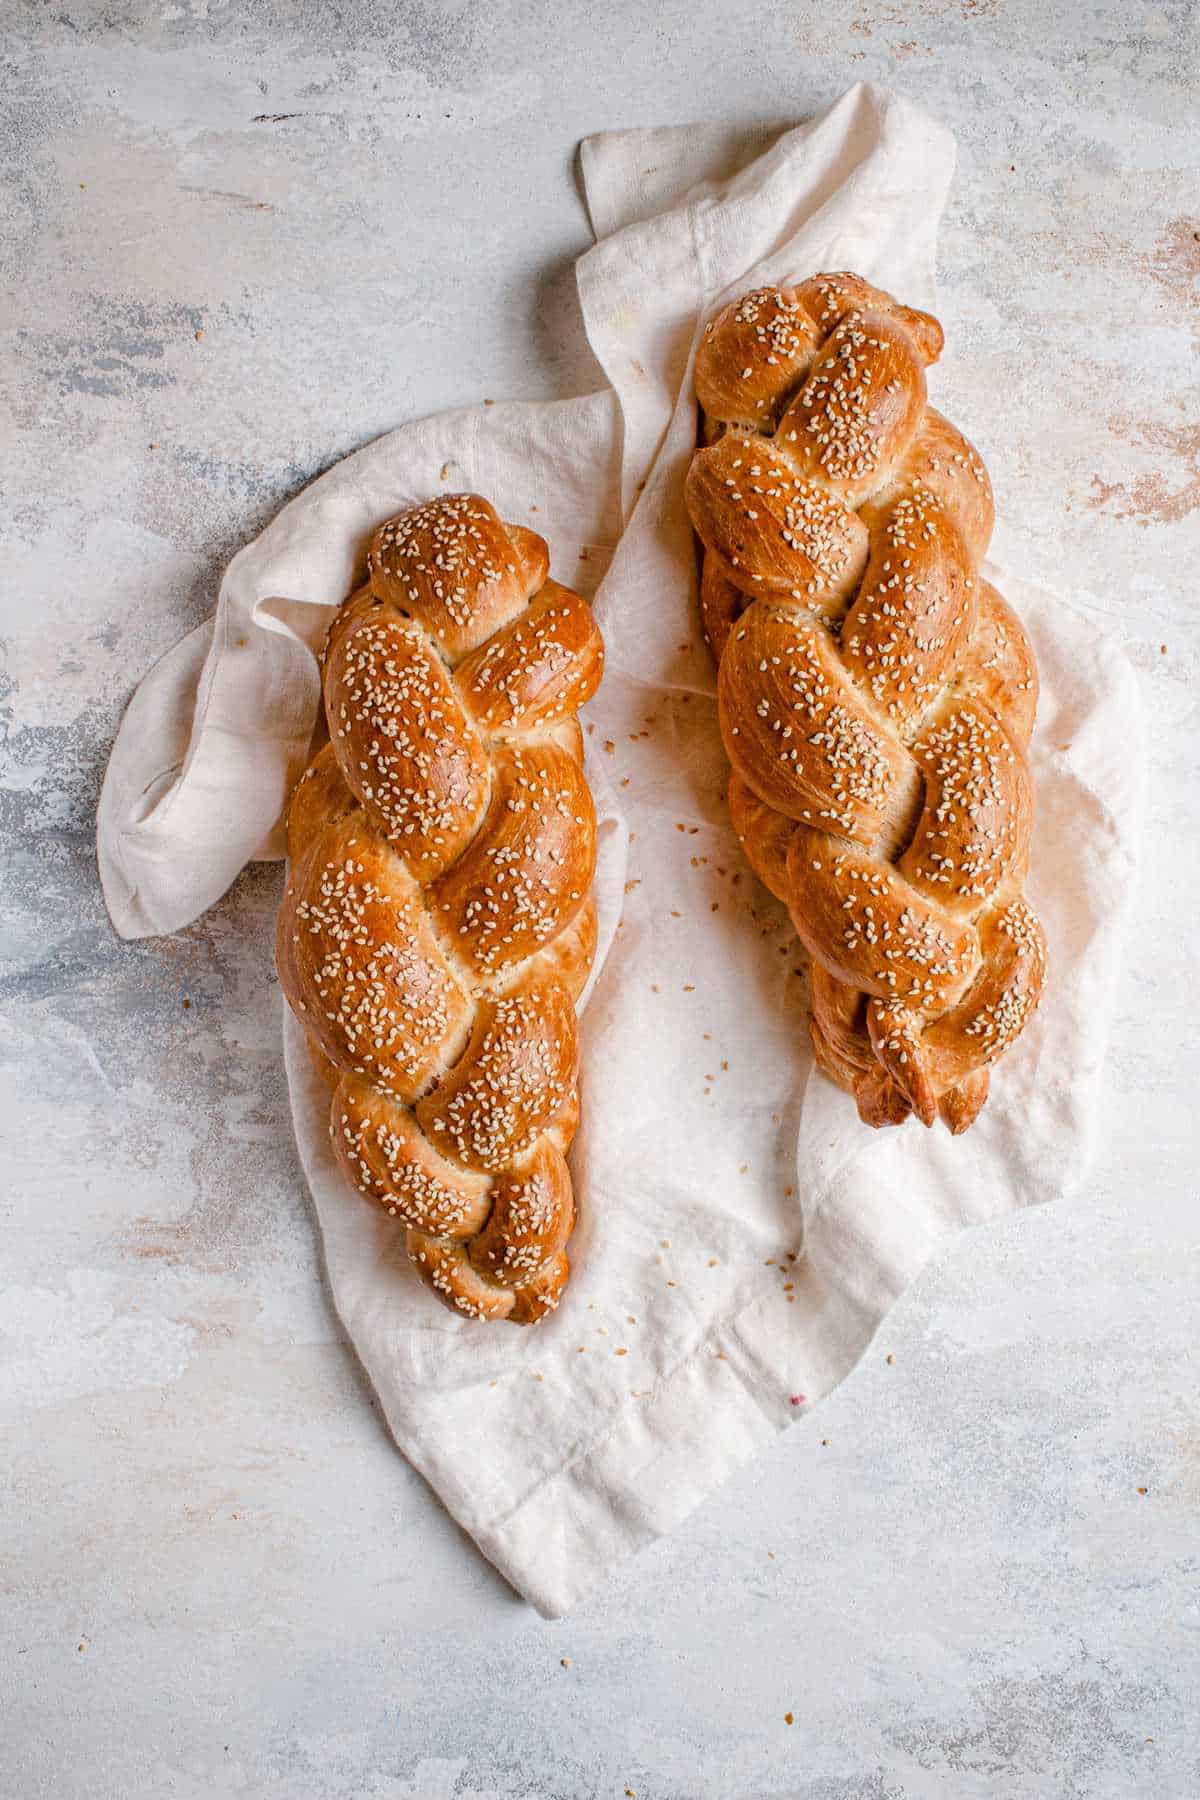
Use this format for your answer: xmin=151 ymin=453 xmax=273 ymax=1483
xmin=1142 ymin=217 xmax=1200 ymax=312
xmin=1089 ymin=421 xmax=1200 ymax=526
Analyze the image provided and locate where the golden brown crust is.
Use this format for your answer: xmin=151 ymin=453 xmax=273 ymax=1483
xmin=286 ymin=741 xmax=355 ymax=865
xmin=860 ymin=407 xmax=995 ymax=565
xmin=277 ymin=494 xmax=604 ymax=1320
xmin=685 ymin=433 xmax=870 ymax=604
xmin=726 ymin=774 xmax=797 ymax=903
xmin=413 ymin=979 xmax=578 ymax=1174
xmin=838 ymin=486 xmax=975 ymax=732
xmin=468 ymin=1142 xmax=575 ymax=1289
xmin=699 ymin=555 xmax=746 ymax=664
xmin=691 ymin=274 xmax=1045 ymax=1132
xmin=526 ymin=895 xmax=598 ymax=1004
xmin=429 ymin=745 xmax=596 ymax=982
xmin=791 ymin=272 xmax=944 ymax=366
xmin=692 ymin=274 xmax=943 ymax=435
xmin=332 ymin=1074 xmax=492 ymax=1238
xmin=718 ymin=603 xmax=913 ymax=839
xmin=774 ymin=310 xmax=930 ymax=511
xmin=695 ymin=286 xmax=823 ymax=429
xmin=368 ymin=497 xmax=546 ymax=662
xmin=455 ymin=580 xmax=603 ymax=735
xmin=784 ymin=826 xmax=982 ymax=1010
xmin=899 ymin=697 xmax=1033 ymax=917
xmin=323 ymin=612 xmax=489 ymax=884
xmin=956 ymin=581 xmax=1039 ymax=748
xmin=283 ymin=816 xmax=473 ymax=1103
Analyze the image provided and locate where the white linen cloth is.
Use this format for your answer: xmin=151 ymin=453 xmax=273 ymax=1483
xmin=97 ymin=84 xmax=1144 ymax=1617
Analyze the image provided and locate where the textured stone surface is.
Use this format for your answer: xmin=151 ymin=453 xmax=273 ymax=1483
xmin=2 ymin=3 xmax=1197 ymax=1796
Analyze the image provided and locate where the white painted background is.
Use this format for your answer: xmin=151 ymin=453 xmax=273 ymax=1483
xmin=2 ymin=3 xmax=1197 ymax=1796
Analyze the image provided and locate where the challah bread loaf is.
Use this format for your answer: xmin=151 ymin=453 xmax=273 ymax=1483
xmin=277 ymin=494 xmax=604 ymax=1319
xmin=686 ymin=274 xmax=1046 ymax=1133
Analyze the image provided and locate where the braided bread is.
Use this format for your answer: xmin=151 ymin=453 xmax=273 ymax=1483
xmin=686 ymin=274 xmax=1046 ymax=1133
xmin=277 ymin=494 xmax=604 ymax=1320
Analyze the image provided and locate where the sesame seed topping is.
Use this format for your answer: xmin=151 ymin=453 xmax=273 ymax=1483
xmin=281 ymin=494 xmax=601 ymax=1321
xmin=690 ymin=276 xmax=1043 ymax=1126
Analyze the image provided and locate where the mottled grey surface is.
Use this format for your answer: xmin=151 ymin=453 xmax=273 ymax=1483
xmin=2 ymin=2 xmax=1198 ymax=1796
